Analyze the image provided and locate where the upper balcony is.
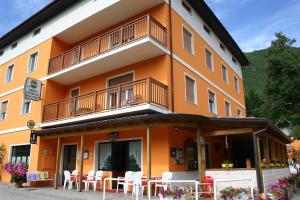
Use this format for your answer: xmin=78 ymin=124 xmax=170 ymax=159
xmin=48 ymin=15 xmax=168 ymax=85
xmin=41 ymin=77 xmax=169 ymax=127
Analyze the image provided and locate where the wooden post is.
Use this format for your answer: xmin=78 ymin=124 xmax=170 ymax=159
xmin=147 ymin=127 xmax=152 ymax=181
xmin=197 ymin=128 xmax=205 ymax=182
xmin=270 ymin=140 xmax=276 ymax=161
xmin=253 ymin=134 xmax=264 ymax=193
xmin=78 ymin=134 xmax=84 ymax=192
xmin=54 ymin=137 xmax=61 ymax=189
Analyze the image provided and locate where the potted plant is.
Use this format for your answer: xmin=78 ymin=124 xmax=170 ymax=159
xmin=3 ymin=162 xmax=28 ymax=187
xmin=269 ymin=162 xmax=276 ymax=168
xmin=222 ymin=160 xmax=233 ymax=168
xmin=261 ymin=158 xmax=268 ymax=168
xmin=220 ymin=187 xmax=251 ymax=200
xmin=159 ymin=187 xmax=186 ymax=200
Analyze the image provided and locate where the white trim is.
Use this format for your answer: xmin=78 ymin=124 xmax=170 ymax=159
xmin=4 ymin=64 xmax=15 ymax=83
xmin=26 ymin=50 xmax=39 ymax=73
xmin=184 ymin=72 xmax=198 ymax=105
xmin=182 ymin=24 xmax=195 ymax=55
xmin=204 ymin=46 xmax=214 ymax=72
xmin=105 ymin=70 xmax=135 ymax=87
xmin=224 ymin=99 xmax=232 ymax=117
xmin=69 ymin=87 xmax=80 ymax=98
xmin=0 ymin=86 xmax=24 ymax=98
xmin=20 ymin=98 xmax=32 ymax=115
xmin=173 ymin=54 xmax=246 ymax=109
xmin=8 ymin=143 xmax=32 ymax=168
xmin=0 ymin=99 xmax=9 ymax=121
xmin=207 ymin=89 xmax=217 ymax=115
xmin=0 ymin=124 xmax=40 ymax=135
xmin=221 ymin=63 xmax=229 ymax=84
xmin=40 ymin=104 xmax=170 ymax=128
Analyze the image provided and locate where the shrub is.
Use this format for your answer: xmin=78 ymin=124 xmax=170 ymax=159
xmin=3 ymin=162 xmax=28 ymax=185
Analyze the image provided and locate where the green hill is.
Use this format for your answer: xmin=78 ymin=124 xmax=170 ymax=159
xmin=242 ymin=47 xmax=300 ymax=95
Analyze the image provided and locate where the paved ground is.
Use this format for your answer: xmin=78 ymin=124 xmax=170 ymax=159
xmin=0 ymin=183 xmax=151 ymax=200
xmin=291 ymin=189 xmax=300 ymax=200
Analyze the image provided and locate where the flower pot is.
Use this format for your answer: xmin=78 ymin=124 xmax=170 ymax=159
xmin=229 ymin=164 xmax=234 ymax=168
xmin=14 ymin=183 xmax=23 ymax=188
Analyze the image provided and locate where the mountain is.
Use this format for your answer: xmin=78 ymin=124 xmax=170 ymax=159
xmin=242 ymin=47 xmax=300 ymax=95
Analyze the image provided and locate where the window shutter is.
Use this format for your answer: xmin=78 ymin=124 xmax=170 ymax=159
xmin=108 ymin=73 xmax=133 ymax=87
xmin=186 ymin=76 xmax=195 ymax=103
xmin=183 ymin=28 xmax=192 ymax=53
xmin=1 ymin=101 xmax=8 ymax=113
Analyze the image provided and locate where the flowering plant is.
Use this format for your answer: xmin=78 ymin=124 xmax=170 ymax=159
xmin=219 ymin=187 xmax=251 ymax=200
xmin=0 ymin=144 xmax=5 ymax=168
xmin=3 ymin=162 xmax=28 ymax=185
xmin=159 ymin=186 xmax=186 ymax=199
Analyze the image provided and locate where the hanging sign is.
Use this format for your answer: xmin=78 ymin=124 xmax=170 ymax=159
xmin=30 ymin=131 xmax=37 ymax=144
xmin=24 ymin=77 xmax=42 ymax=101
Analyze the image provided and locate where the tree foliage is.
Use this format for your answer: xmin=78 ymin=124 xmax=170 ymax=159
xmin=291 ymin=125 xmax=300 ymax=139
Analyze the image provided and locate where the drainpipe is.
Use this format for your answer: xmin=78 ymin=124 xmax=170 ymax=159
xmin=168 ymin=0 xmax=175 ymax=112
xmin=252 ymin=126 xmax=268 ymax=198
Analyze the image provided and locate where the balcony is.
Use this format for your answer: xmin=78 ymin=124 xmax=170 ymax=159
xmin=48 ymin=15 xmax=168 ymax=85
xmin=42 ymin=78 xmax=169 ymax=125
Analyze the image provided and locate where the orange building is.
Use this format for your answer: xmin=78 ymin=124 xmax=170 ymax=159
xmin=0 ymin=0 xmax=291 ymax=197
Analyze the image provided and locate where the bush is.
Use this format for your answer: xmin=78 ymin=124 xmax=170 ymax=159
xmin=3 ymin=163 xmax=28 ymax=185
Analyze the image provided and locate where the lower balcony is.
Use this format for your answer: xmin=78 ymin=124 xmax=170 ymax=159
xmin=41 ymin=78 xmax=169 ymax=127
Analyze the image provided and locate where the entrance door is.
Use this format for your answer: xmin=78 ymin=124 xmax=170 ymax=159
xmin=62 ymin=145 xmax=77 ymax=183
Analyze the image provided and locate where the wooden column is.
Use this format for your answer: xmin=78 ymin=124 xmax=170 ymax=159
xmin=275 ymin=142 xmax=282 ymax=163
xmin=270 ymin=140 xmax=276 ymax=161
xmin=253 ymin=134 xmax=264 ymax=193
xmin=147 ymin=127 xmax=152 ymax=181
xmin=197 ymin=128 xmax=206 ymax=182
xmin=54 ymin=137 xmax=61 ymax=189
xmin=78 ymin=134 xmax=84 ymax=192
xmin=262 ymin=136 xmax=270 ymax=163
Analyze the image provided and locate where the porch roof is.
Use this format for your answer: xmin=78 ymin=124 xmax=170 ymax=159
xmin=33 ymin=114 xmax=291 ymax=143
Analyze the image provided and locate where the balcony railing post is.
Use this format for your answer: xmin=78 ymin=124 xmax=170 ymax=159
xmin=56 ymin=103 xmax=59 ymax=120
xmin=120 ymin=26 xmax=123 ymax=45
xmin=94 ymin=92 xmax=97 ymax=112
xmin=61 ymin=54 xmax=64 ymax=70
xmin=97 ymin=37 xmax=101 ymax=54
xmin=147 ymin=77 xmax=152 ymax=104
xmin=74 ymin=98 xmax=77 ymax=116
xmin=147 ymin=15 xmax=150 ymax=36
xmin=118 ymin=85 xmax=122 ymax=108
xmin=78 ymin=46 xmax=82 ymax=62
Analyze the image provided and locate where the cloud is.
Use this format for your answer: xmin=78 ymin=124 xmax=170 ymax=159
xmin=232 ymin=0 xmax=300 ymax=52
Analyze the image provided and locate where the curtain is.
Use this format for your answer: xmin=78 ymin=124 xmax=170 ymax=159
xmin=99 ymin=143 xmax=112 ymax=170
xmin=128 ymin=141 xmax=141 ymax=171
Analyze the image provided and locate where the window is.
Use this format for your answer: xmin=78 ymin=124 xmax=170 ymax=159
xmin=205 ymin=48 xmax=213 ymax=70
xmin=182 ymin=0 xmax=192 ymax=14
xmin=183 ymin=26 xmax=193 ymax=54
xmin=237 ymin=109 xmax=242 ymax=117
xmin=5 ymin=65 xmax=14 ymax=82
xmin=225 ymin=101 xmax=231 ymax=117
xmin=22 ymin=99 xmax=31 ymax=115
xmin=208 ymin=91 xmax=216 ymax=113
xmin=232 ymin=57 xmax=237 ymax=64
xmin=185 ymin=75 xmax=197 ymax=104
xmin=222 ymin=64 xmax=228 ymax=83
xmin=27 ymin=52 xmax=38 ymax=73
xmin=234 ymin=76 xmax=240 ymax=93
xmin=10 ymin=145 xmax=31 ymax=165
xmin=11 ymin=42 xmax=18 ymax=49
xmin=0 ymin=101 xmax=8 ymax=120
xmin=33 ymin=28 xmax=41 ymax=37
xmin=98 ymin=143 xmax=112 ymax=171
xmin=203 ymin=24 xmax=211 ymax=35
xmin=0 ymin=50 xmax=4 ymax=57
xmin=220 ymin=43 xmax=226 ymax=51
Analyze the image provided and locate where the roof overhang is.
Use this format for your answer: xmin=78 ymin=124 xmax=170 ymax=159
xmin=33 ymin=114 xmax=291 ymax=143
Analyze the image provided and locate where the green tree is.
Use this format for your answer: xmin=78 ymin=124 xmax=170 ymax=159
xmin=264 ymin=32 xmax=300 ymax=122
xmin=246 ymin=88 xmax=266 ymax=117
xmin=291 ymin=125 xmax=300 ymax=139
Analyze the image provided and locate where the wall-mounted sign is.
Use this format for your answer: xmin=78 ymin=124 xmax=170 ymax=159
xmin=30 ymin=131 xmax=37 ymax=144
xmin=83 ymin=150 xmax=89 ymax=160
xmin=27 ymin=120 xmax=36 ymax=129
xmin=24 ymin=77 xmax=42 ymax=101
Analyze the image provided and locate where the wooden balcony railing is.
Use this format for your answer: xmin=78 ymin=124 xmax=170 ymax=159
xmin=42 ymin=78 xmax=168 ymax=122
xmin=48 ymin=15 xmax=167 ymax=75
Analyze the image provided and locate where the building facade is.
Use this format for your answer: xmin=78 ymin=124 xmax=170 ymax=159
xmin=0 ymin=0 xmax=290 ymax=196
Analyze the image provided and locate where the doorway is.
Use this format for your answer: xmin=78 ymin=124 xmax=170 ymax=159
xmin=62 ymin=144 xmax=77 ymax=183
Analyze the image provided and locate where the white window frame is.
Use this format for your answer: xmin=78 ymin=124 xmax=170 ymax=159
xmin=8 ymin=143 xmax=31 ymax=168
xmin=203 ymin=24 xmax=211 ymax=35
xmin=21 ymin=99 xmax=32 ymax=115
xmin=5 ymin=64 xmax=14 ymax=83
xmin=0 ymin=100 xmax=9 ymax=120
xmin=33 ymin=27 xmax=41 ymax=37
xmin=184 ymin=73 xmax=198 ymax=105
xmin=182 ymin=25 xmax=195 ymax=55
xmin=27 ymin=51 xmax=39 ymax=73
xmin=208 ymin=89 xmax=217 ymax=114
xmin=224 ymin=100 xmax=232 ymax=117
xmin=236 ymin=108 xmax=242 ymax=118
xmin=221 ymin=64 xmax=229 ymax=84
xmin=205 ymin=47 xmax=214 ymax=71
xmin=234 ymin=76 xmax=240 ymax=93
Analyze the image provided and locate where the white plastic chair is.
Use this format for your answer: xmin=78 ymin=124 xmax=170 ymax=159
xmin=154 ymin=172 xmax=173 ymax=196
xmin=132 ymin=171 xmax=144 ymax=199
xmin=116 ymin=171 xmax=133 ymax=194
xmin=88 ymin=170 xmax=103 ymax=192
xmin=63 ymin=171 xmax=71 ymax=189
xmin=69 ymin=170 xmax=79 ymax=190
xmin=82 ymin=170 xmax=95 ymax=191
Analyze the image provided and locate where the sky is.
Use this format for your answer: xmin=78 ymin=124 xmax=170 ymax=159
xmin=0 ymin=0 xmax=299 ymax=52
